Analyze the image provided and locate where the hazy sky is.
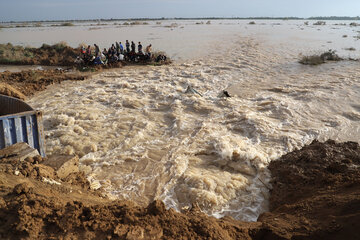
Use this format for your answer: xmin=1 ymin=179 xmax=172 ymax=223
xmin=1 ymin=0 xmax=360 ymax=21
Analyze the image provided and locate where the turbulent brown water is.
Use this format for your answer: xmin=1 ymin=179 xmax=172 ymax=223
xmin=22 ymin=20 xmax=360 ymax=221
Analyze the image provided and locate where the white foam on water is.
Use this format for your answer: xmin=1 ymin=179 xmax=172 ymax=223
xmin=27 ymin=20 xmax=360 ymax=221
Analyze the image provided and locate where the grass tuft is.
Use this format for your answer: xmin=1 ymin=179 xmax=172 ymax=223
xmin=313 ymin=21 xmax=326 ymax=26
xmin=345 ymin=47 xmax=356 ymax=51
xmin=299 ymin=50 xmax=342 ymax=65
xmin=350 ymin=22 xmax=360 ymax=27
xmin=61 ymin=22 xmax=74 ymax=27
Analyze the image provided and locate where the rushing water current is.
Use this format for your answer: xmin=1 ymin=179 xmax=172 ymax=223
xmin=10 ymin=19 xmax=358 ymax=221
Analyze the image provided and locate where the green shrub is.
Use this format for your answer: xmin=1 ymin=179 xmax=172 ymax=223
xmin=345 ymin=47 xmax=356 ymax=51
xmin=78 ymin=66 xmax=97 ymax=72
xmin=313 ymin=21 xmax=326 ymax=26
xmin=320 ymin=50 xmax=341 ymax=61
xmin=24 ymin=51 xmax=34 ymax=58
xmin=53 ymin=42 xmax=67 ymax=51
xmin=350 ymin=22 xmax=360 ymax=27
xmin=130 ymin=21 xmax=141 ymax=25
xmin=299 ymin=50 xmax=342 ymax=65
xmin=61 ymin=22 xmax=74 ymax=27
xmin=0 ymin=58 xmax=18 ymax=64
xmin=41 ymin=43 xmax=51 ymax=49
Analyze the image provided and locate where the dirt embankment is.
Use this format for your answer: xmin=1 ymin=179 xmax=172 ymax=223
xmin=0 ymin=43 xmax=90 ymax=99
xmin=259 ymin=140 xmax=360 ymax=239
xmin=0 ymin=140 xmax=359 ymax=239
xmin=0 ymin=42 xmax=169 ymax=99
xmin=0 ymin=43 xmax=79 ymax=66
xmin=0 ymin=69 xmax=89 ymax=99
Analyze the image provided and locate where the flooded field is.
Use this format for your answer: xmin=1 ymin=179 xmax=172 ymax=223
xmin=3 ymin=19 xmax=359 ymax=221
xmin=1 ymin=20 xmax=360 ymax=60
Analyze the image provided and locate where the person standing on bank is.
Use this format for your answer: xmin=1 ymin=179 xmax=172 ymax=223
xmin=138 ymin=42 xmax=143 ymax=54
xmin=131 ymin=41 xmax=136 ymax=53
xmin=125 ymin=40 xmax=130 ymax=53
xmin=119 ymin=42 xmax=124 ymax=54
xmin=145 ymin=44 xmax=152 ymax=57
xmin=94 ymin=44 xmax=100 ymax=57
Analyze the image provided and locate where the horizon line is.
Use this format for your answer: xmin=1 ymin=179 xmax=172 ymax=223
xmin=1 ymin=16 xmax=360 ymax=24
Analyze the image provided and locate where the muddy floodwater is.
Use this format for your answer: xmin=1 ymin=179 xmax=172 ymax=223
xmin=3 ymin=19 xmax=359 ymax=221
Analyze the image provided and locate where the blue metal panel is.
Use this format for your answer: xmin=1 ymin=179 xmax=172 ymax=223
xmin=9 ymin=118 xmax=17 ymax=146
xmin=14 ymin=117 xmax=23 ymax=142
xmin=21 ymin=116 xmax=28 ymax=143
xmin=2 ymin=119 xmax=11 ymax=147
xmin=26 ymin=115 xmax=34 ymax=149
xmin=0 ymin=94 xmax=46 ymax=157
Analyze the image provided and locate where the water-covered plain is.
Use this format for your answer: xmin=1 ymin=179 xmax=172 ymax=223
xmin=3 ymin=19 xmax=359 ymax=221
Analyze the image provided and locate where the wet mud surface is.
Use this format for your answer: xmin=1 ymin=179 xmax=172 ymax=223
xmin=260 ymin=140 xmax=360 ymax=239
xmin=0 ymin=69 xmax=89 ymax=98
xmin=0 ymin=140 xmax=359 ymax=239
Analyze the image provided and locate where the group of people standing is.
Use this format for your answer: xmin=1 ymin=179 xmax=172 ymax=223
xmin=80 ymin=41 xmax=153 ymax=65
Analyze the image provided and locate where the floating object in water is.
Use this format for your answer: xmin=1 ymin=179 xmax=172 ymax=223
xmin=223 ymin=90 xmax=231 ymax=98
xmin=218 ymin=90 xmax=231 ymax=98
xmin=185 ymin=85 xmax=202 ymax=97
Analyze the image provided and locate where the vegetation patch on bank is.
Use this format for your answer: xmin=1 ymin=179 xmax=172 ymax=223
xmin=0 ymin=42 xmax=78 ymax=66
xmin=0 ymin=42 xmax=171 ymax=68
xmin=299 ymin=50 xmax=342 ymax=65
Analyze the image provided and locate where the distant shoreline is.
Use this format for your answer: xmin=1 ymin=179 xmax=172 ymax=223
xmin=1 ymin=16 xmax=360 ymax=24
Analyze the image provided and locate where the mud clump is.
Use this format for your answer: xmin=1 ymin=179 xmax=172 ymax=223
xmin=0 ymin=82 xmax=26 ymax=99
xmin=260 ymin=140 xmax=360 ymax=239
xmin=269 ymin=140 xmax=360 ymax=209
xmin=63 ymin=171 xmax=90 ymax=188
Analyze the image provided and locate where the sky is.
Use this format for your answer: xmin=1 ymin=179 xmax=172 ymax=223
xmin=0 ymin=0 xmax=360 ymax=22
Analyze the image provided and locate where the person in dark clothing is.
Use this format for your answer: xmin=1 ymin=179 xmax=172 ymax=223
xmin=131 ymin=41 xmax=136 ymax=53
xmin=102 ymin=48 xmax=108 ymax=59
xmin=94 ymin=44 xmax=100 ymax=57
xmin=125 ymin=40 xmax=130 ymax=53
xmin=86 ymin=45 xmax=92 ymax=57
xmin=138 ymin=42 xmax=143 ymax=54
xmin=110 ymin=45 xmax=116 ymax=55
